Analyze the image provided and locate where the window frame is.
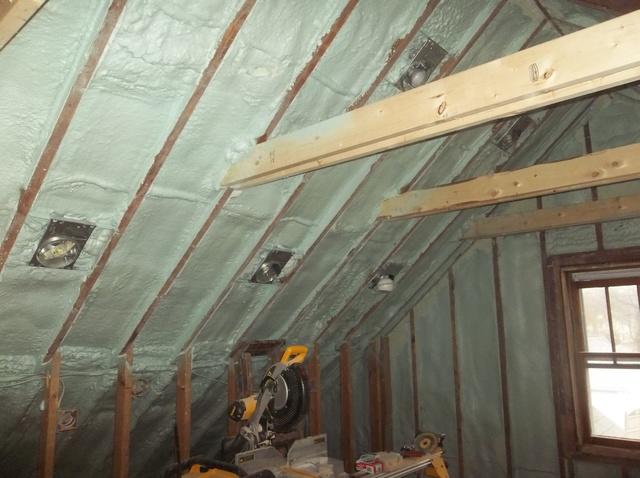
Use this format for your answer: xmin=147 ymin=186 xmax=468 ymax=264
xmin=547 ymin=246 xmax=640 ymax=464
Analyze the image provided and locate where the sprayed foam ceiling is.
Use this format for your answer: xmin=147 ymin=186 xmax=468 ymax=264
xmin=0 ymin=0 xmax=630 ymax=476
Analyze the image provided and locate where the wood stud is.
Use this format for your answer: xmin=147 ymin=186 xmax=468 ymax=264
xmin=176 ymin=348 xmax=192 ymax=462
xmin=308 ymin=347 xmax=322 ymax=436
xmin=339 ymin=343 xmax=354 ymax=472
xmin=38 ymin=351 xmax=60 ymax=478
xmin=112 ymin=350 xmax=133 ymax=478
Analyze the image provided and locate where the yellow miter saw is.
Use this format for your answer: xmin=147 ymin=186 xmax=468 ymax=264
xmin=165 ymin=345 xmax=310 ymax=478
xmin=226 ymin=344 xmax=309 ymax=451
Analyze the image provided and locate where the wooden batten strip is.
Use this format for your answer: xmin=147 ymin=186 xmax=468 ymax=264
xmin=38 ymin=352 xmax=60 ymax=478
xmin=463 ymin=193 xmax=640 ymax=239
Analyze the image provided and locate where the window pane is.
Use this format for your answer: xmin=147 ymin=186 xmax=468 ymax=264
xmin=587 ymin=368 xmax=640 ymax=440
xmin=609 ymin=285 xmax=640 ymax=353
xmin=580 ymin=288 xmax=612 ymax=352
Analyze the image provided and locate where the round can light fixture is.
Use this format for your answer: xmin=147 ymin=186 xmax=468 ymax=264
xmin=254 ymin=261 xmax=282 ymax=284
xmin=35 ymin=236 xmax=80 ymax=269
xmin=376 ymin=275 xmax=395 ymax=293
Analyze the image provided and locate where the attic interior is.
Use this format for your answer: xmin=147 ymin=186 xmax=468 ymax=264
xmin=2 ymin=0 xmax=640 ymax=477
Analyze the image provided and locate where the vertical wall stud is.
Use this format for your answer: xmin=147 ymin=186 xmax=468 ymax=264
xmin=409 ymin=309 xmax=420 ymax=432
xmin=448 ymin=270 xmax=465 ymax=478
xmin=38 ymin=351 xmax=61 ymax=478
xmin=339 ymin=343 xmax=354 ymax=471
xmin=113 ymin=348 xmax=133 ymax=478
xmin=240 ymin=352 xmax=253 ymax=396
xmin=492 ymin=239 xmax=513 ymax=478
xmin=380 ymin=336 xmax=393 ymax=451
xmin=227 ymin=358 xmax=240 ymax=436
xmin=367 ymin=340 xmax=383 ymax=451
xmin=308 ymin=347 xmax=322 ymax=435
xmin=176 ymin=348 xmax=192 ymax=462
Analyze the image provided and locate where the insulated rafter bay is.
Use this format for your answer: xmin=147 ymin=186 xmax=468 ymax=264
xmin=222 ymin=10 xmax=640 ymax=188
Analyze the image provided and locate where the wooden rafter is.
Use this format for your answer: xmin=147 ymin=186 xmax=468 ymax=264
xmin=573 ymin=0 xmax=640 ymax=15
xmin=46 ymin=0 xmax=257 ymax=361
xmin=0 ymin=0 xmax=46 ymax=51
xmin=182 ymin=0 xmax=441 ymax=352
xmin=380 ymin=143 xmax=640 ymax=220
xmin=253 ymin=2 xmax=511 ymax=350
xmin=176 ymin=348 xmax=192 ymax=462
xmin=222 ymin=11 xmax=640 ymax=188
xmin=112 ymin=350 xmax=133 ymax=478
xmin=38 ymin=351 xmax=60 ymax=478
xmin=126 ymin=0 xmax=354 ymax=353
xmin=0 ymin=0 xmax=127 ymax=275
xmin=463 ymin=193 xmax=640 ymax=239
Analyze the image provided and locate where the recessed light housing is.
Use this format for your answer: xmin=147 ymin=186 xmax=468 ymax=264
xmin=250 ymin=250 xmax=293 ymax=284
xmin=30 ymin=219 xmax=95 ymax=269
xmin=369 ymin=263 xmax=403 ymax=293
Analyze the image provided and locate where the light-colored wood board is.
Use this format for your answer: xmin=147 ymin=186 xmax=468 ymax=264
xmin=38 ymin=351 xmax=60 ymax=478
xmin=223 ymin=11 xmax=640 ymax=188
xmin=463 ymin=193 xmax=640 ymax=239
xmin=380 ymin=143 xmax=640 ymax=219
xmin=176 ymin=348 xmax=192 ymax=462
xmin=0 ymin=0 xmax=46 ymax=50
xmin=112 ymin=351 xmax=133 ymax=478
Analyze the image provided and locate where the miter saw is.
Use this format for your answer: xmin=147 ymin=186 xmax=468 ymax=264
xmin=165 ymin=345 xmax=310 ymax=478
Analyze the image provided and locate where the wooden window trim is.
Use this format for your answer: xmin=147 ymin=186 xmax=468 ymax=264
xmin=547 ymin=246 xmax=640 ymax=465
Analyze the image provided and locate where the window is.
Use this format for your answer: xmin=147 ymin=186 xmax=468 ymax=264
xmin=549 ymin=249 xmax=640 ymax=463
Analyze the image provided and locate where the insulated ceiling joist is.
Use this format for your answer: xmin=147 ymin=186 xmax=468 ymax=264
xmin=222 ymin=10 xmax=640 ymax=189
xmin=379 ymin=143 xmax=640 ymax=219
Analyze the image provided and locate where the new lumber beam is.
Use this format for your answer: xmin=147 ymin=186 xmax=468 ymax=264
xmin=0 ymin=0 xmax=46 ymax=51
xmin=176 ymin=348 xmax=192 ymax=462
xmin=113 ymin=350 xmax=133 ymax=478
xmin=38 ymin=351 xmax=60 ymax=478
xmin=222 ymin=11 xmax=640 ymax=188
xmin=463 ymin=193 xmax=640 ymax=239
xmin=379 ymin=143 xmax=640 ymax=220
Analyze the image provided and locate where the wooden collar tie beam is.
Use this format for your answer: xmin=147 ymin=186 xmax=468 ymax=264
xmin=379 ymin=143 xmax=640 ymax=220
xmin=222 ymin=10 xmax=640 ymax=189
